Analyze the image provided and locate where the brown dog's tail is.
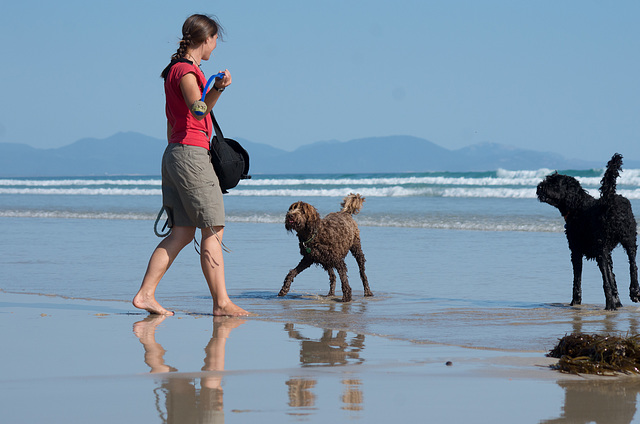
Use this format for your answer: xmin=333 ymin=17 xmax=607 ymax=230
xmin=340 ymin=193 xmax=365 ymax=215
xmin=600 ymin=153 xmax=623 ymax=199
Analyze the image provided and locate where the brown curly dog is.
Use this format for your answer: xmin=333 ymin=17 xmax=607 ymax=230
xmin=279 ymin=193 xmax=373 ymax=302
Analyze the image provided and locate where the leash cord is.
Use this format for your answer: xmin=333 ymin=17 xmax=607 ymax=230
xmin=193 ymin=227 xmax=232 ymax=255
xmin=153 ymin=207 xmax=230 ymax=253
xmin=154 ymin=207 xmax=171 ymax=237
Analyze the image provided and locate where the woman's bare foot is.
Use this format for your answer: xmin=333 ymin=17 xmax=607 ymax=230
xmin=213 ymin=300 xmax=250 ymax=317
xmin=132 ymin=293 xmax=175 ymax=316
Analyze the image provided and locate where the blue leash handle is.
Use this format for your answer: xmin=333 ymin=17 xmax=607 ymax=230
xmin=201 ymin=72 xmax=226 ymax=101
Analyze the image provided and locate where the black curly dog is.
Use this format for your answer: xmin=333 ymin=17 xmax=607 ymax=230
xmin=537 ymin=153 xmax=639 ymax=310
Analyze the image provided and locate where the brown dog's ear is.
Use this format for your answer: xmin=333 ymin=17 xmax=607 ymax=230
xmin=288 ymin=202 xmax=299 ymax=212
xmin=302 ymin=202 xmax=319 ymax=218
xmin=299 ymin=202 xmax=320 ymax=226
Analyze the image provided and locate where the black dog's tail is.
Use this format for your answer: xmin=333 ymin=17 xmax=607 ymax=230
xmin=600 ymin=153 xmax=623 ymax=199
xmin=341 ymin=193 xmax=365 ymax=215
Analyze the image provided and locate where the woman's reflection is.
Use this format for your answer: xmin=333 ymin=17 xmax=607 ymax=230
xmin=133 ymin=315 xmax=245 ymax=424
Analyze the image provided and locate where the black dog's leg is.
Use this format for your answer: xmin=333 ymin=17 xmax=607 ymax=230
xmin=279 ymin=257 xmax=313 ymax=297
xmin=350 ymin=242 xmax=372 ymax=297
xmin=327 ymin=268 xmax=336 ymax=296
xmin=570 ymin=251 xmax=583 ymax=306
xmin=335 ymin=262 xmax=352 ymax=302
xmin=597 ymin=253 xmax=619 ymax=310
xmin=608 ymin=255 xmax=623 ymax=308
xmin=625 ymin=243 xmax=640 ymax=302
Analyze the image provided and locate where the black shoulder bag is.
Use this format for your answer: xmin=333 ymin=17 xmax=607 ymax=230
xmin=209 ymin=111 xmax=251 ymax=193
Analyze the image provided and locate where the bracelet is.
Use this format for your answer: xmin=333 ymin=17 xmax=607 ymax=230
xmin=214 ymin=84 xmax=225 ymax=92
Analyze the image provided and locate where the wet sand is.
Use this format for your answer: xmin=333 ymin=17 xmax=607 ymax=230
xmin=4 ymin=291 xmax=640 ymax=423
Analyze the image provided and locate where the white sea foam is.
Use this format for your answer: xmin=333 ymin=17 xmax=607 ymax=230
xmin=441 ymin=188 xmax=536 ymax=198
xmin=233 ymin=186 xmax=543 ymax=198
xmin=356 ymin=216 xmax=565 ymax=233
xmin=496 ymin=168 xmax=555 ymax=179
xmin=0 ymin=188 xmax=161 ymax=196
xmin=229 ymin=186 xmax=435 ymax=197
xmin=0 ymin=178 xmax=161 ymax=187
xmin=0 ymin=210 xmax=152 ymax=220
xmin=0 ymin=209 xmax=566 ymax=232
xmin=243 ymin=173 xmax=551 ymax=187
xmin=3 ymin=169 xmax=640 ymax=199
xmin=3 ymin=185 xmax=640 ymax=199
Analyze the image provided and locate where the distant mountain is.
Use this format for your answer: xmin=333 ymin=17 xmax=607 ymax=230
xmin=0 ymin=132 xmax=165 ymax=177
xmin=452 ymin=142 xmax=592 ymax=172
xmin=0 ymin=132 xmax=630 ymax=177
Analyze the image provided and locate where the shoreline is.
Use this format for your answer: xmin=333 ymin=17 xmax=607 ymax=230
xmin=6 ymin=290 xmax=636 ymax=423
xmin=1 ymin=288 xmax=556 ymax=355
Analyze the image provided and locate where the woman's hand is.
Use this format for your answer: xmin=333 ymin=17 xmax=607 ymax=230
xmin=213 ymin=69 xmax=232 ymax=90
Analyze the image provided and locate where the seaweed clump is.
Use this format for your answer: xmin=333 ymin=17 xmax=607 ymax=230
xmin=547 ymin=333 xmax=640 ymax=376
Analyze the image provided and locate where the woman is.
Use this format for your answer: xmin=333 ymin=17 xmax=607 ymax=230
xmin=133 ymin=14 xmax=248 ymax=316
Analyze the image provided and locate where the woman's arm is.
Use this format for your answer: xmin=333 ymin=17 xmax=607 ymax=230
xmin=179 ymin=70 xmax=232 ymax=121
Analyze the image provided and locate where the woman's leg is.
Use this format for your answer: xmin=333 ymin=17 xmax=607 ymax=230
xmin=200 ymin=226 xmax=249 ymax=316
xmin=133 ymin=226 xmax=196 ymax=315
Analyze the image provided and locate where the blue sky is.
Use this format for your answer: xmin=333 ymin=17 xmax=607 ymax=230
xmin=1 ymin=0 xmax=638 ymax=161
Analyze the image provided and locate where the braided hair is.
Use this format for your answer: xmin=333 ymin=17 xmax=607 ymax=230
xmin=161 ymin=14 xmax=224 ymax=79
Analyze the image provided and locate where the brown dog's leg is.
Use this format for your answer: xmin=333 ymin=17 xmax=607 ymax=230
xmin=335 ymin=262 xmax=352 ymax=302
xmin=327 ymin=268 xmax=336 ymax=296
xmin=279 ymin=257 xmax=313 ymax=297
xmin=350 ymin=242 xmax=372 ymax=297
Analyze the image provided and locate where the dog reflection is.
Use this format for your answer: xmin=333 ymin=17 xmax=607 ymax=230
xmin=341 ymin=379 xmax=363 ymax=411
xmin=285 ymin=323 xmax=365 ymax=366
xmin=284 ymin=324 xmax=365 ymax=413
xmin=541 ymin=379 xmax=640 ymax=424
xmin=284 ymin=377 xmax=363 ymax=412
xmin=568 ymin=311 xmax=640 ymax=337
xmin=133 ymin=316 xmax=245 ymax=424
xmin=286 ymin=378 xmax=317 ymax=408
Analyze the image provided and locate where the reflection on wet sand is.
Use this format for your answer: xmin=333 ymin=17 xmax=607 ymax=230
xmin=341 ymin=378 xmax=363 ymax=411
xmin=131 ymin=313 xmax=640 ymax=422
xmin=284 ymin=323 xmax=365 ymax=366
xmin=569 ymin=312 xmax=640 ymax=336
xmin=284 ymin=323 xmax=365 ymax=413
xmin=286 ymin=378 xmax=316 ymax=408
xmin=133 ymin=315 xmax=245 ymax=424
xmin=542 ymin=379 xmax=640 ymax=424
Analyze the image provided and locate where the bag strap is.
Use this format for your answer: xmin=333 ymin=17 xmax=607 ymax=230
xmin=209 ymin=110 xmax=225 ymax=148
xmin=161 ymin=57 xmax=196 ymax=81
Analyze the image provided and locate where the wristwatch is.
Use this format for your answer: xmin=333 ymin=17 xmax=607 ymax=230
xmin=214 ymin=84 xmax=225 ymax=92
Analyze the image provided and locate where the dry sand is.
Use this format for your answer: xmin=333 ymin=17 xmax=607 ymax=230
xmin=2 ymin=291 xmax=639 ymax=423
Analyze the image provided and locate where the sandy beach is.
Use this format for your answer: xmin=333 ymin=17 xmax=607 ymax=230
xmin=4 ymin=290 xmax=640 ymax=424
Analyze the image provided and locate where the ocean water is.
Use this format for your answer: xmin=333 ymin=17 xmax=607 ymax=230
xmin=3 ymin=169 xmax=640 ymax=352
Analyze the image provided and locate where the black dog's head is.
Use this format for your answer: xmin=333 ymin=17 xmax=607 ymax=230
xmin=285 ymin=201 xmax=321 ymax=234
xmin=537 ymin=172 xmax=592 ymax=216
